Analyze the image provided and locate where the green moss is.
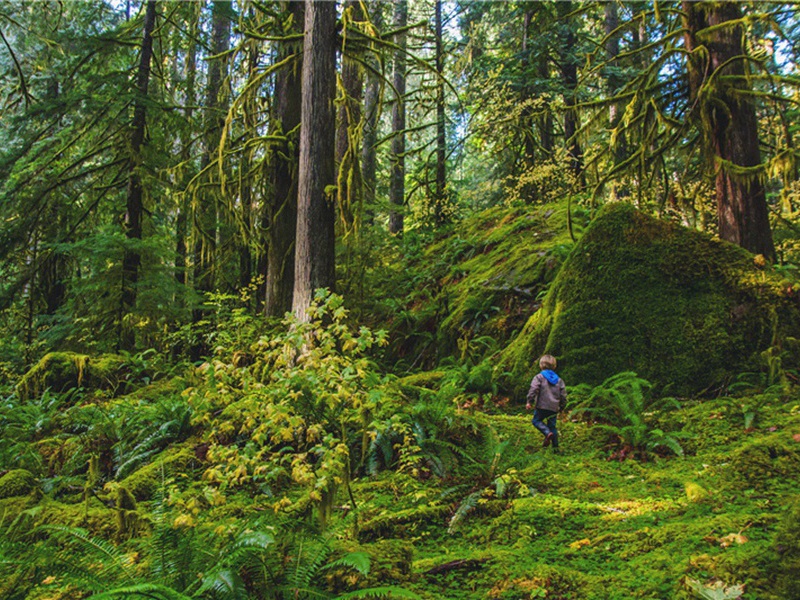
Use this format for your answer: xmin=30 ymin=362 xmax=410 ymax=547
xmin=359 ymin=504 xmax=451 ymax=542
xmin=16 ymin=352 xmax=126 ymax=400
xmin=497 ymin=204 xmax=800 ymax=396
xmin=119 ymin=446 xmax=197 ymax=501
xmin=769 ymin=497 xmax=800 ymax=600
xmin=724 ymin=434 xmax=800 ymax=489
xmin=0 ymin=469 xmax=36 ymax=499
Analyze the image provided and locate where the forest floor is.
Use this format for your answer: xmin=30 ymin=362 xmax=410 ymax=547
xmin=352 ymin=396 xmax=800 ymax=600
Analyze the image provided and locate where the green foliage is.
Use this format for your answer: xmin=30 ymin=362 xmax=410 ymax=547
xmin=570 ymin=372 xmax=684 ymax=460
xmin=191 ymin=291 xmax=388 ymax=525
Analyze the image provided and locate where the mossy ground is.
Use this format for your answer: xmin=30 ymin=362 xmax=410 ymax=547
xmin=346 ymin=396 xmax=800 ymax=600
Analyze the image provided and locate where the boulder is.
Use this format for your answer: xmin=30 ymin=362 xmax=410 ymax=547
xmin=16 ymin=352 xmax=126 ymax=400
xmin=497 ymin=203 xmax=799 ymax=397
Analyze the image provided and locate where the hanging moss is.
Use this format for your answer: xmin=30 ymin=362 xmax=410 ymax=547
xmin=0 ymin=469 xmax=36 ymax=499
xmin=496 ymin=203 xmax=800 ymax=396
xmin=16 ymin=352 xmax=127 ymax=400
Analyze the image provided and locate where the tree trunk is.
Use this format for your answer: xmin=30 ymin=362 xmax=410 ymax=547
xmin=388 ymin=0 xmax=407 ymax=235
xmin=520 ymin=7 xmax=536 ymax=166
xmin=120 ymin=0 xmax=157 ymax=349
xmin=264 ymin=0 xmax=304 ymax=318
xmin=336 ymin=0 xmax=364 ymax=224
xmin=683 ymin=1 xmax=775 ymax=260
xmin=194 ymin=0 xmax=231 ymax=300
xmin=557 ymin=1 xmax=583 ymax=186
xmin=292 ymin=0 xmax=337 ymax=321
xmin=239 ymin=36 xmax=259 ymax=292
xmin=175 ymin=1 xmax=199 ymax=293
xmin=604 ymin=0 xmax=626 ymax=198
xmin=361 ymin=1 xmax=383 ymax=225
xmin=433 ymin=0 xmax=447 ymax=225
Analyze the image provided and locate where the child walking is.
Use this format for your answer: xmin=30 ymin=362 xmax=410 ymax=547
xmin=525 ymin=354 xmax=567 ymax=451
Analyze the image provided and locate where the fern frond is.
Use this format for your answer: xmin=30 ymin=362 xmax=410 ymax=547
xmin=321 ymin=551 xmax=370 ymax=576
xmin=335 ymin=587 xmax=422 ymax=599
xmin=89 ymin=583 xmax=195 ymax=600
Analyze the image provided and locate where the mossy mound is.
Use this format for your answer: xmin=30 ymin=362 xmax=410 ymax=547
xmin=119 ymin=447 xmax=197 ymax=501
xmin=0 ymin=469 xmax=36 ymax=498
xmin=16 ymin=352 xmax=126 ymax=400
xmin=378 ymin=201 xmax=588 ymax=369
xmin=497 ymin=203 xmax=800 ymax=396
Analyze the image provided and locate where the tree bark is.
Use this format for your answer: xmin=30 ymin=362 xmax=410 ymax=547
xmin=239 ymin=36 xmax=259 ymax=292
xmin=264 ymin=0 xmax=304 ymax=318
xmin=433 ymin=0 xmax=447 ymax=225
xmin=336 ymin=0 xmax=364 ymax=223
xmin=121 ymin=0 xmax=157 ymax=349
xmin=361 ymin=1 xmax=383 ymax=225
xmin=683 ymin=1 xmax=775 ymax=260
xmin=388 ymin=0 xmax=407 ymax=235
xmin=293 ymin=0 xmax=337 ymax=321
xmin=194 ymin=0 xmax=232 ymax=299
xmin=604 ymin=1 xmax=626 ymax=198
xmin=557 ymin=1 xmax=583 ymax=186
xmin=176 ymin=1 xmax=199 ymax=292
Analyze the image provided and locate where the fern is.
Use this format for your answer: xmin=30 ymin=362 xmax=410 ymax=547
xmin=447 ymin=490 xmax=481 ymax=534
xmin=334 ymin=588 xmax=422 ymax=599
xmin=89 ymin=583 xmax=195 ymax=600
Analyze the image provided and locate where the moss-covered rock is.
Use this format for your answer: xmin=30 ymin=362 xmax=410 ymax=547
xmin=497 ymin=203 xmax=800 ymax=396
xmin=378 ymin=201 xmax=589 ymax=369
xmin=119 ymin=447 xmax=197 ymax=501
xmin=724 ymin=434 xmax=800 ymax=489
xmin=359 ymin=504 xmax=450 ymax=542
xmin=0 ymin=469 xmax=36 ymax=498
xmin=16 ymin=352 xmax=127 ymax=400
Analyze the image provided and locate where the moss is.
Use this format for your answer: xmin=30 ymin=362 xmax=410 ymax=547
xmin=769 ymin=497 xmax=800 ymax=600
xmin=16 ymin=352 xmax=126 ymax=400
xmin=497 ymin=204 xmax=800 ymax=396
xmin=0 ymin=469 xmax=36 ymax=499
xmin=724 ymin=434 xmax=800 ymax=489
xmin=359 ymin=504 xmax=451 ymax=542
xmin=119 ymin=446 xmax=197 ymax=501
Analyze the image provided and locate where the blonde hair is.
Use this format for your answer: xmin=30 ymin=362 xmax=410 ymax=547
xmin=539 ymin=354 xmax=557 ymax=370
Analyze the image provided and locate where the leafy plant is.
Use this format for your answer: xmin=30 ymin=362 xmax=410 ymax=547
xmin=570 ymin=372 xmax=684 ymax=460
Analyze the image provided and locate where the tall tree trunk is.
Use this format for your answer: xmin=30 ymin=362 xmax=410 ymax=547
xmin=388 ymin=0 xmax=407 ymax=234
xmin=557 ymin=1 xmax=583 ymax=187
xmin=520 ymin=7 xmax=536 ymax=167
xmin=293 ymin=0 xmax=337 ymax=321
xmin=120 ymin=0 xmax=157 ymax=349
xmin=336 ymin=0 xmax=364 ymax=224
xmin=538 ymin=53 xmax=553 ymax=156
xmin=264 ymin=0 xmax=304 ymax=318
xmin=683 ymin=1 xmax=775 ymax=260
xmin=604 ymin=0 xmax=626 ymax=198
xmin=176 ymin=1 xmax=199 ymax=293
xmin=239 ymin=36 xmax=258 ymax=292
xmin=194 ymin=0 xmax=231 ymax=301
xmin=433 ymin=0 xmax=447 ymax=225
xmin=361 ymin=1 xmax=383 ymax=225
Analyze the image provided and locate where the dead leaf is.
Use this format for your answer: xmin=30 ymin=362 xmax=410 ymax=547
xmin=793 ymin=433 xmax=800 ymax=443
xmin=719 ymin=533 xmax=748 ymax=548
xmin=568 ymin=538 xmax=591 ymax=550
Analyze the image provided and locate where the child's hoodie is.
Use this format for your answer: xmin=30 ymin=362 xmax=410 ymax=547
xmin=527 ymin=369 xmax=567 ymax=412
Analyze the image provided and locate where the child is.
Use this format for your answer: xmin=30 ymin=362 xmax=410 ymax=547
xmin=525 ymin=354 xmax=567 ymax=451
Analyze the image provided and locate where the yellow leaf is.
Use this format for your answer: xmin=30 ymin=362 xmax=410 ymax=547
xmin=569 ymin=538 xmax=591 ymax=550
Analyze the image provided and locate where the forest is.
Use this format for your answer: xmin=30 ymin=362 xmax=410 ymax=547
xmin=1 ymin=0 xmax=800 ymax=598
